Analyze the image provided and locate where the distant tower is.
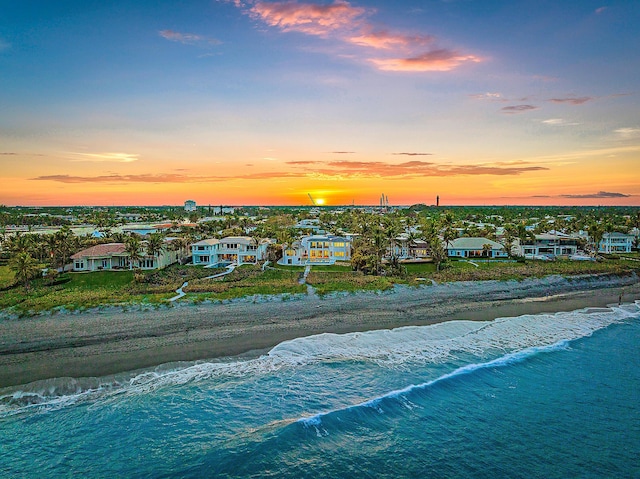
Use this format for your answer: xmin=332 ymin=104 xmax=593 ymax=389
xmin=436 ymin=195 xmax=440 ymax=207
xmin=385 ymin=195 xmax=389 ymax=207
xmin=184 ymin=199 xmax=196 ymax=212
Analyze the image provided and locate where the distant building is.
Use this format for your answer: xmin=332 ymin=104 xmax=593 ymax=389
xmin=280 ymin=234 xmax=352 ymax=265
xmin=184 ymin=200 xmax=197 ymax=212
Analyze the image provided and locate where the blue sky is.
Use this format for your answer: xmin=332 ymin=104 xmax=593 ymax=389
xmin=1 ymin=0 xmax=639 ymax=206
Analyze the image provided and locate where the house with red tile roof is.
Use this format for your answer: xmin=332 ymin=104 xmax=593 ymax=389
xmin=71 ymin=241 xmax=181 ymax=272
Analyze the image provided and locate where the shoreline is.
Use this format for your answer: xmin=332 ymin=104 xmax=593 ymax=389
xmin=1 ymin=273 xmax=638 ymax=388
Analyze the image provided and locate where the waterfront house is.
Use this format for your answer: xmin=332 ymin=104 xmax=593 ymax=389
xmin=280 ymin=234 xmax=351 ymax=265
xmin=447 ymin=237 xmax=508 ymax=258
xmin=71 ymin=240 xmax=181 ymax=271
xmin=389 ymin=234 xmax=432 ymax=260
xmin=598 ymin=232 xmax=634 ymax=254
xmin=191 ymin=236 xmax=268 ymax=266
xmin=519 ymin=233 xmax=578 ymax=257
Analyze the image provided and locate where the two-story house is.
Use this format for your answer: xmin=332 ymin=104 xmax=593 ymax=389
xmin=598 ymin=232 xmax=634 ymax=253
xmin=191 ymin=236 xmax=268 ymax=266
xmin=280 ymin=234 xmax=351 ymax=265
xmin=519 ymin=233 xmax=578 ymax=258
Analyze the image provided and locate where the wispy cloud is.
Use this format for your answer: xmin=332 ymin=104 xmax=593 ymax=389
xmin=331 ymin=151 xmax=355 ymax=154
xmin=595 ymin=6 xmax=608 ymax=14
xmin=249 ymin=0 xmax=367 ymax=36
xmin=392 ymin=152 xmax=432 ymax=156
xmin=541 ymin=118 xmax=580 ymax=126
xmin=0 ymin=152 xmax=17 ymax=155
xmin=287 ymin=159 xmax=548 ymax=177
xmin=501 ymin=104 xmax=538 ymax=114
xmin=348 ymin=29 xmax=434 ymax=50
xmin=0 ymin=39 xmax=10 ymax=52
xmin=469 ymin=92 xmax=504 ymax=101
xmin=547 ymin=96 xmax=593 ymax=105
xmin=370 ymin=49 xmax=480 ymax=72
xmin=66 ymin=152 xmax=140 ymax=163
xmin=32 ymin=159 xmax=548 ymax=184
xmin=234 ymin=0 xmax=480 ymax=73
xmin=561 ymin=191 xmax=629 ymax=199
xmin=159 ymin=30 xmax=221 ymax=46
xmin=614 ymin=127 xmax=640 ymax=138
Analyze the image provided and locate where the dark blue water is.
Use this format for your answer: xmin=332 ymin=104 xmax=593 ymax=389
xmin=1 ymin=302 xmax=639 ymax=478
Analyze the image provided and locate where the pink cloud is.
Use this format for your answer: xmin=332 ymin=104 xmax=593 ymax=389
xmin=348 ymin=29 xmax=434 ymax=50
xmin=547 ymin=96 xmax=593 ymax=105
xmin=370 ymin=49 xmax=481 ymax=72
xmin=236 ymin=1 xmax=480 ymax=73
xmin=249 ymin=0 xmax=367 ymax=36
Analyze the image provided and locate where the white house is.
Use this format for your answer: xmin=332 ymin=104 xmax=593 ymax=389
xmin=518 ymin=233 xmax=578 ymax=257
xmin=191 ymin=236 xmax=268 ymax=266
xmin=280 ymin=234 xmax=351 ymax=265
xmin=71 ymin=241 xmax=181 ymax=272
xmin=191 ymin=239 xmax=220 ymax=265
xmin=447 ymin=237 xmax=508 ymax=258
xmin=598 ymin=232 xmax=634 ymax=253
xmin=389 ymin=234 xmax=431 ymax=260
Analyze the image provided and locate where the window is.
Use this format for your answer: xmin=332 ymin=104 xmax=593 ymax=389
xmin=333 ymin=242 xmax=345 ymax=247
xmin=334 ymin=251 xmax=344 ymax=257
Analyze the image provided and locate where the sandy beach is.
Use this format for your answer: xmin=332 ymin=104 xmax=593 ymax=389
xmin=1 ymin=273 xmax=638 ymax=388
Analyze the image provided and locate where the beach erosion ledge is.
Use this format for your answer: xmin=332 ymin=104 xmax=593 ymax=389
xmin=0 ymin=273 xmax=638 ymax=389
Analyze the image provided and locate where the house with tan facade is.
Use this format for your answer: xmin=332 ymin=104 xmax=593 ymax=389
xmin=71 ymin=240 xmax=181 ymax=272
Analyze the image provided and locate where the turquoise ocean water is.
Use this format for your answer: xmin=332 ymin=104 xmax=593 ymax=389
xmin=1 ymin=300 xmax=639 ymax=478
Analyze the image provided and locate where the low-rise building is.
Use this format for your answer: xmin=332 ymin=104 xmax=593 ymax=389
xmin=447 ymin=237 xmax=508 ymax=258
xmin=71 ymin=240 xmax=181 ymax=271
xmin=519 ymin=233 xmax=578 ymax=257
xmin=191 ymin=236 xmax=268 ymax=266
xmin=280 ymin=234 xmax=351 ymax=265
xmin=598 ymin=232 xmax=634 ymax=253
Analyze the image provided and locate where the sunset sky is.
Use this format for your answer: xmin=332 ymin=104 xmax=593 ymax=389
xmin=1 ymin=0 xmax=639 ymax=206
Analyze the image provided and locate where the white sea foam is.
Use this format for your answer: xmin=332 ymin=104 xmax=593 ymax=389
xmin=2 ymin=302 xmax=638 ymax=417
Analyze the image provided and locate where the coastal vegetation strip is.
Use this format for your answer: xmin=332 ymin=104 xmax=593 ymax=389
xmin=1 ymin=259 xmax=638 ymax=317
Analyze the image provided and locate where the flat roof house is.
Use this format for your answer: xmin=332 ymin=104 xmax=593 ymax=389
xmin=280 ymin=234 xmax=351 ymax=265
xmin=598 ymin=232 xmax=634 ymax=254
xmin=191 ymin=236 xmax=268 ymax=266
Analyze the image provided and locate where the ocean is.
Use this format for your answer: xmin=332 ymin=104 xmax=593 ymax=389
xmin=1 ymin=301 xmax=639 ymax=478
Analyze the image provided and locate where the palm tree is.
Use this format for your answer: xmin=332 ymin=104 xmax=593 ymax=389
xmin=587 ymin=222 xmax=604 ymax=255
xmin=9 ymin=252 xmax=41 ymax=289
xmin=429 ymin=236 xmax=447 ymax=272
xmin=482 ymin=243 xmax=493 ymax=258
xmin=6 ymin=233 xmax=33 ymax=255
xmin=145 ymin=233 xmax=165 ymax=268
xmin=125 ymin=235 xmax=142 ymax=270
xmin=441 ymin=226 xmax=456 ymax=250
xmin=371 ymin=226 xmax=388 ymax=275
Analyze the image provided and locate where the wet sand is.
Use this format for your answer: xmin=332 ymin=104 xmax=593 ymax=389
xmin=1 ymin=274 xmax=638 ymax=388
